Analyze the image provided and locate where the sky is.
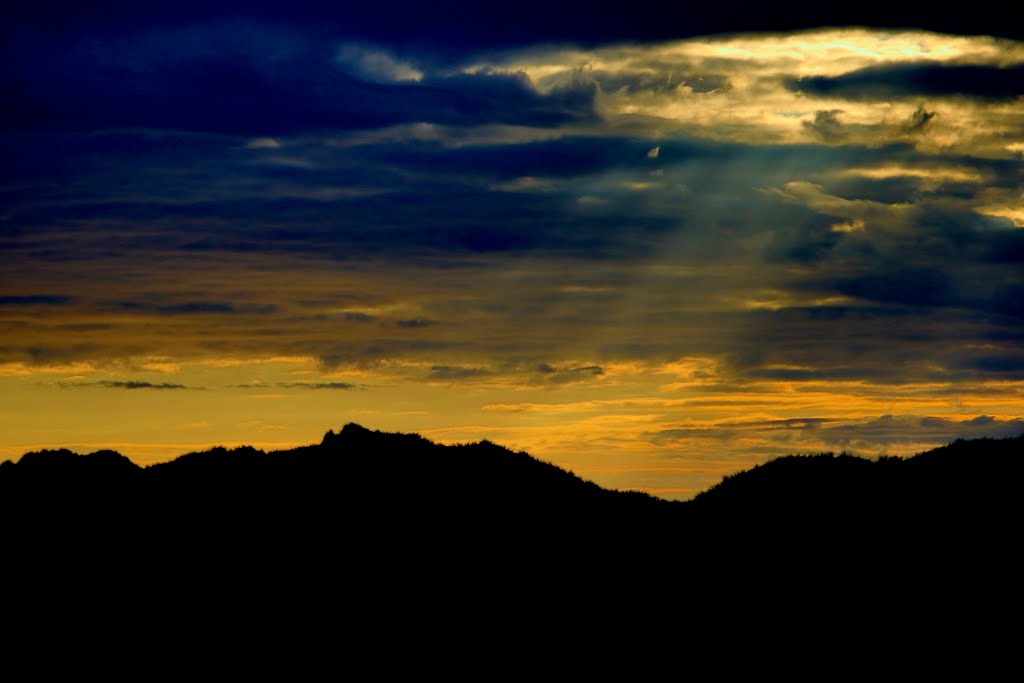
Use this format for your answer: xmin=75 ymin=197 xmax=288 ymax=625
xmin=2 ymin=3 xmax=1023 ymax=498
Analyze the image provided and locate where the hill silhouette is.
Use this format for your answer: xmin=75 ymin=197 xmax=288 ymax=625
xmin=3 ymin=425 xmax=1021 ymax=661
xmin=2 ymin=423 xmax=667 ymax=521
xmin=4 ymin=425 xmax=1020 ymax=561
xmin=689 ymin=436 xmax=1023 ymax=531
xmin=2 ymin=423 xmax=678 ymax=576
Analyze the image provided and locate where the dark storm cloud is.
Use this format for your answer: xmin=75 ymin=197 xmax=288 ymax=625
xmin=790 ymin=63 xmax=1024 ymax=100
xmin=58 ymin=380 xmax=191 ymax=390
xmin=734 ymin=417 xmax=836 ymax=429
xmin=317 ymin=340 xmax=464 ymax=369
xmin=7 ymin=123 xmax=956 ymax=268
xmin=833 ymin=268 xmax=954 ymax=308
xmin=3 ymin=25 xmax=596 ymax=136
xmin=1 ymin=127 xmax=688 ymax=258
xmin=535 ymin=363 xmax=605 ymax=384
xmin=653 ymin=415 xmax=1024 ymax=448
xmin=756 ymin=172 xmax=1024 ymax=351
xmin=821 ymin=414 xmax=1024 ymax=445
xmin=365 ymin=136 xmax=662 ymax=179
xmin=958 ymin=355 xmax=1024 ymax=377
xmin=100 ymin=380 xmax=189 ymax=389
xmin=344 ymin=312 xmax=377 ymax=322
xmin=423 ymin=362 xmax=605 ymax=384
xmin=653 ymin=417 xmax=835 ymax=443
xmin=427 ymin=365 xmax=490 ymax=380
xmin=801 ymin=106 xmax=938 ymax=144
xmin=0 ymin=295 xmax=72 ymax=305
xmin=801 ymin=110 xmax=847 ymax=143
xmin=745 ymin=366 xmax=881 ymax=382
xmin=532 ymin=360 xmax=602 ymax=376
xmin=0 ymin=344 xmax=103 ymax=365
xmin=179 ymin=187 xmax=670 ymax=256
xmin=0 ymin=128 xmax=236 ymax=192
xmin=991 ymin=284 xmax=1024 ymax=318
xmin=111 ymin=301 xmax=277 ymax=315
xmin=286 ymin=136 xmax=886 ymax=255
xmin=906 ymin=105 xmax=939 ymax=130
xmin=725 ymin=301 xmax=1024 ymax=386
xmin=396 ymin=318 xmax=435 ymax=329
xmin=651 ymin=428 xmax=730 ymax=443
xmin=2 ymin=9 xmax=1022 ymax=401
xmin=984 ymin=233 xmax=1024 ymax=265
xmin=6 ymin=1 xmax=1024 ymax=50
xmin=790 ymin=249 xmax=1024 ymax=327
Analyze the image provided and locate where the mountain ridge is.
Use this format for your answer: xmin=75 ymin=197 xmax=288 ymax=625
xmin=4 ymin=424 xmax=1021 ymax=550
xmin=4 ymin=423 xmax=1022 ymax=507
xmin=3 ymin=424 xmax=1021 ymax=636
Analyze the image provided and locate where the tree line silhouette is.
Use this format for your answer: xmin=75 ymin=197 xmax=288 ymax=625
xmin=3 ymin=423 xmax=1021 ymax=648
xmin=5 ymin=423 xmax=1020 ymax=568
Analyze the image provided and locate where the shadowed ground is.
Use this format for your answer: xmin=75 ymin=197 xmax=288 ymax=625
xmin=2 ymin=425 xmax=1021 ymax=666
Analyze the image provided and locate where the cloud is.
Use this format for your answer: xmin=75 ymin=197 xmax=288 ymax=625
xmin=648 ymin=413 xmax=1024 ymax=457
xmin=452 ymin=30 xmax=1024 ymax=156
xmin=246 ymin=137 xmax=281 ymax=149
xmin=489 ymin=176 xmax=557 ymax=193
xmin=651 ymin=427 xmax=732 ymax=442
xmin=534 ymin=363 xmax=605 ymax=385
xmin=6 ymin=4 xmax=1024 ymax=59
xmin=743 ymin=365 xmax=878 ymax=382
xmin=277 ymin=382 xmax=360 ymax=390
xmin=800 ymin=107 xmax=939 ymax=146
xmin=649 ymin=420 xmax=784 ymax=444
xmin=396 ymin=318 xmax=434 ymax=328
xmin=976 ymin=205 xmax=1024 ymax=228
xmin=3 ymin=25 xmax=1023 ymax=444
xmin=229 ymin=381 xmax=362 ymax=390
xmin=764 ymin=180 xmax=909 ymax=224
xmin=957 ymin=354 xmax=1024 ymax=377
xmin=733 ymin=417 xmax=836 ymax=429
xmin=3 ymin=25 xmax=597 ymax=137
xmin=12 ymin=25 xmax=1020 ymax=160
xmin=790 ymin=63 xmax=1024 ymax=100
xmin=802 ymin=110 xmax=848 ymax=143
xmin=833 ymin=268 xmax=955 ymax=308
xmin=59 ymin=380 xmax=191 ymax=390
xmin=151 ymin=302 xmax=234 ymax=314
xmin=905 ymin=105 xmax=938 ymax=131
xmin=111 ymin=301 xmax=277 ymax=315
xmin=836 ymin=164 xmax=985 ymax=186
xmin=100 ymin=380 xmax=189 ymax=389
xmin=831 ymin=219 xmax=865 ymax=233
xmin=0 ymin=295 xmax=72 ymax=305
xmin=821 ymin=414 xmax=1024 ymax=446
xmin=336 ymin=44 xmax=423 ymax=83
xmin=427 ymin=365 xmax=489 ymax=380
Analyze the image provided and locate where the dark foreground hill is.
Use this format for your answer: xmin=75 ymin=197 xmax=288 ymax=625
xmin=4 ymin=424 xmax=1021 ymax=563
xmin=692 ymin=435 xmax=1024 ymax=522
xmin=2 ymin=425 xmax=1021 ymax=664
xmin=2 ymin=423 xmax=682 ymax=586
xmin=1 ymin=422 xmax=672 ymax=539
